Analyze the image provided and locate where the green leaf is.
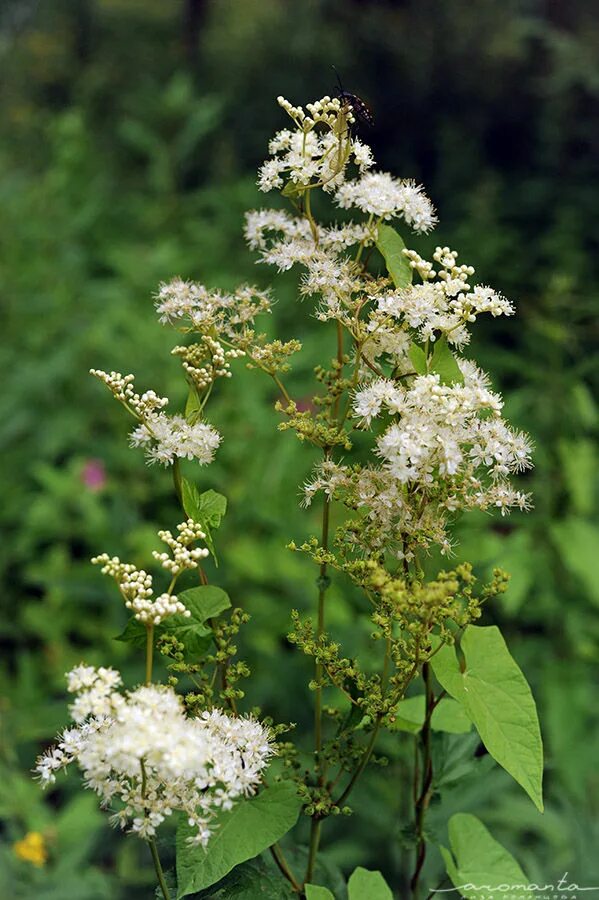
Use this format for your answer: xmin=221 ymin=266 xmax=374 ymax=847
xmin=430 ymin=626 xmax=543 ymax=810
xmin=196 ymin=858 xmax=296 ymax=899
xmin=281 ymin=180 xmax=304 ymax=197
xmin=114 ymin=617 xmax=149 ymax=649
xmin=348 ymin=867 xmax=393 ymax=900
xmin=375 ymin=223 xmax=412 ymax=289
xmin=176 ymin=782 xmax=302 ymax=897
xmin=305 ymin=886 xmax=335 ymax=900
xmin=393 ymin=695 xmax=472 ymax=734
xmin=115 ymin=586 xmax=230 ymax=658
xmin=197 ymin=489 xmax=227 ymax=529
xmin=408 ymin=342 xmax=427 ymax=375
xmin=185 ymin=386 xmax=202 ymax=423
xmin=181 ymin=481 xmax=227 ymax=564
xmin=429 ymin=336 xmax=464 ymax=385
xmin=179 ymin=585 xmax=231 ymax=621
xmin=440 ymin=813 xmax=532 ymax=898
xmin=165 ymin=586 xmax=230 ymax=657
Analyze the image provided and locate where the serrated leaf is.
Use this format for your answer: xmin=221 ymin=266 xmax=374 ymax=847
xmin=429 ymin=336 xmax=464 ymax=385
xmin=181 ymin=481 xmax=227 ymax=564
xmin=348 ymin=867 xmax=393 ymax=900
xmin=165 ymin=586 xmax=230 ymax=657
xmin=115 ymin=586 xmax=229 ymax=659
xmin=305 ymin=886 xmax=335 ymax=900
xmin=430 ymin=626 xmax=543 ymax=810
xmin=197 ymin=489 xmax=227 ymax=528
xmin=176 ymin=782 xmax=302 ymax=897
xmin=408 ymin=342 xmax=427 ymax=375
xmin=440 ymin=813 xmax=532 ymax=898
xmin=375 ymin=223 xmax=412 ymax=289
xmin=179 ymin=585 xmax=231 ymax=622
xmin=393 ymin=695 xmax=472 ymax=734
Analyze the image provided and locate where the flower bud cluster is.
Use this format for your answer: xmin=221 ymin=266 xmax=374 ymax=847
xmin=91 ymin=552 xmax=191 ymax=625
xmin=90 ymin=369 xmax=169 ymax=418
xmin=172 ymin=337 xmax=244 ymax=390
xmin=90 ymin=367 xmax=222 ymax=468
xmin=153 ymin=519 xmax=209 ymax=575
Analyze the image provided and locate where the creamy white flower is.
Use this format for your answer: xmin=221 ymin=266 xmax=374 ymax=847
xmin=335 ymin=173 xmax=437 ymax=231
xmin=36 ymin=674 xmax=274 ymax=847
xmin=257 ymin=95 xmax=374 ymax=196
xmin=155 ymin=280 xmax=271 ymax=337
xmin=130 ymin=414 xmax=221 ymax=466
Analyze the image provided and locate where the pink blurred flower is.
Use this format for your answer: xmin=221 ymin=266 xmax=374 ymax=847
xmin=81 ymin=459 xmax=106 ymax=492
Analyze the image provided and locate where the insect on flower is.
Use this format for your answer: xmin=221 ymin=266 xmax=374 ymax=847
xmin=333 ymin=67 xmax=374 ymax=128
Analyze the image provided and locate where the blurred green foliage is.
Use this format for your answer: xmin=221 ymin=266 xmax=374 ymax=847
xmin=0 ymin=0 xmax=597 ymax=896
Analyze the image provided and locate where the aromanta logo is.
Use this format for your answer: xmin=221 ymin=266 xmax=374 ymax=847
xmin=430 ymin=872 xmax=599 ymax=899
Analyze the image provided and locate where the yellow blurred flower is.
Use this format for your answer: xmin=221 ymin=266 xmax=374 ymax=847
xmin=13 ymin=831 xmax=47 ymax=867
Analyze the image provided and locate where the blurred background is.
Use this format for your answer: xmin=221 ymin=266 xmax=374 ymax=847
xmin=1 ymin=0 xmax=598 ymax=897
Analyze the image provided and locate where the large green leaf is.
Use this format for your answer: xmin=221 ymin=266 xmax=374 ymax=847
xmin=393 ymin=695 xmax=472 ymax=734
xmin=348 ymin=867 xmax=393 ymax=900
xmin=440 ymin=813 xmax=532 ymax=898
xmin=176 ymin=782 xmax=302 ymax=897
xmin=429 ymin=336 xmax=464 ymax=385
xmin=375 ymin=223 xmax=412 ymax=289
xmin=195 ymin=858 xmax=296 ymax=899
xmin=430 ymin=626 xmax=543 ymax=810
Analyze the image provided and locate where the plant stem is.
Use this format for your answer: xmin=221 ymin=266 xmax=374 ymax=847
xmin=149 ymin=837 xmax=171 ymax=900
xmin=314 ymin=490 xmax=331 ymax=764
xmin=305 ymin=817 xmax=322 ymax=885
xmin=305 ymin=482 xmax=332 ymax=885
xmin=410 ymin=662 xmax=435 ymax=898
xmin=270 ymin=843 xmax=302 ymax=893
xmin=335 ymin=715 xmax=383 ymax=808
xmin=145 ymin=624 xmax=154 ymax=684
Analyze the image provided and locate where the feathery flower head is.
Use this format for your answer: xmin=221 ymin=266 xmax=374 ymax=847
xmin=35 ymin=671 xmax=274 ymax=846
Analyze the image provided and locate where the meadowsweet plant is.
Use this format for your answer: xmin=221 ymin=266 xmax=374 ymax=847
xmin=36 ymin=93 xmax=544 ymax=899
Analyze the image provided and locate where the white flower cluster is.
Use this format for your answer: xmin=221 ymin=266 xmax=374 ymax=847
xmin=36 ymin=671 xmax=274 ymax=846
xmin=360 ymin=367 xmax=531 ymax=485
xmin=335 ymin=173 xmax=437 ymax=232
xmin=257 ymin=95 xmax=373 ymax=193
xmin=129 ymin=413 xmax=221 ymax=466
xmin=66 ymin=665 xmax=123 ymax=723
xmin=91 ymin=368 xmax=222 ymax=468
xmin=152 ymin=519 xmax=210 ymax=575
xmin=376 ymin=246 xmax=515 ymax=348
xmin=91 ymin=553 xmax=191 ymax=625
xmin=303 ymin=363 xmax=532 ymax=556
xmin=155 ymin=278 xmax=271 ymax=339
